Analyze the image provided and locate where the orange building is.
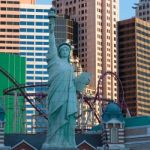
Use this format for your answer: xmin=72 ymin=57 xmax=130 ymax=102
xmin=0 ymin=0 xmax=35 ymax=53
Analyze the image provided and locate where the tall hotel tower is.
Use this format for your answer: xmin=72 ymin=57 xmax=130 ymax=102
xmin=135 ymin=0 xmax=150 ymax=21
xmin=118 ymin=18 xmax=150 ymax=116
xmin=53 ymin=0 xmax=119 ymax=100
xmin=0 ymin=0 xmax=35 ymax=53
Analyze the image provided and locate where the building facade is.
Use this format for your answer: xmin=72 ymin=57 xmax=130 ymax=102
xmin=20 ymin=4 xmax=77 ymax=133
xmin=0 ymin=0 xmax=35 ymax=53
xmin=19 ymin=4 xmax=50 ymax=133
xmin=0 ymin=0 xmax=78 ymax=133
xmin=118 ymin=18 xmax=150 ymax=116
xmin=52 ymin=0 xmax=119 ymax=101
xmin=135 ymin=0 xmax=150 ymax=21
xmin=0 ymin=53 xmax=26 ymax=133
xmin=0 ymin=0 xmax=20 ymax=53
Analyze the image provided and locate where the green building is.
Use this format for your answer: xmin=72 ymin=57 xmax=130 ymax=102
xmin=0 ymin=53 xmax=26 ymax=133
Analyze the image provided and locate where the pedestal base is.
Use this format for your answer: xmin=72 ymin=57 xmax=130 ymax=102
xmin=42 ymin=148 xmax=78 ymax=150
xmin=41 ymin=144 xmax=78 ymax=150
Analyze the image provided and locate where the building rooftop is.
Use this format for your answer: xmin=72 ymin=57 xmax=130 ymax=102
xmin=125 ymin=116 xmax=150 ymax=128
xmin=102 ymin=101 xmax=124 ymax=122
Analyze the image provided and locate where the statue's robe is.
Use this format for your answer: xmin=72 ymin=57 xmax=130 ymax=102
xmin=44 ymin=33 xmax=77 ymax=148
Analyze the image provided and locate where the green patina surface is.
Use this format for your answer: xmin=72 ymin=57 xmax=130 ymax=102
xmin=125 ymin=116 xmax=150 ymax=127
xmin=91 ymin=101 xmax=150 ymax=131
xmin=102 ymin=101 xmax=124 ymax=122
xmin=91 ymin=124 xmax=103 ymax=132
xmin=0 ymin=53 xmax=26 ymax=133
xmin=91 ymin=116 xmax=150 ymax=131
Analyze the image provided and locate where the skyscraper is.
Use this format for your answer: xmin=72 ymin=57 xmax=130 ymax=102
xmin=0 ymin=0 xmax=35 ymax=53
xmin=19 ymin=4 xmax=50 ymax=133
xmin=118 ymin=18 xmax=150 ymax=116
xmin=135 ymin=0 xmax=150 ymax=21
xmin=53 ymin=0 xmax=119 ymax=100
xmin=20 ymin=4 xmax=77 ymax=133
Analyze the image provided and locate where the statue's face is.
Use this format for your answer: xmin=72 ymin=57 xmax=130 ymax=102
xmin=59 ymin=45 xmax=70 ymax=58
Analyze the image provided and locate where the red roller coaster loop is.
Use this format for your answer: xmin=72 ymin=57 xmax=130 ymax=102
xmin=83 ymin=71 xmax=130 ymax=123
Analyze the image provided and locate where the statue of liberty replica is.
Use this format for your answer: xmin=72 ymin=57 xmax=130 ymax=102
xmin=42 ymin=8 xmax=91 ymax=150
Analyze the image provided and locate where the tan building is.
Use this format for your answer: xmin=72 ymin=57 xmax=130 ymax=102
xmin=52 ymin=0 xmax=119 ymax=100
xmin=118 ymin=18 xmax=150 ymax=116
xmin=0 ymin=0 xmax=35 ymax=53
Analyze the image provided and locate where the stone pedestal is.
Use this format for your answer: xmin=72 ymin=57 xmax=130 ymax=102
xmin=41 ymin=145 xmax=78 ymax=150
xmin=42 ymin=148 xmax=78 ymax=150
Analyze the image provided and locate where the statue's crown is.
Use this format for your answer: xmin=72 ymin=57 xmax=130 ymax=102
xmin=58 ymin=40 xmax=74 ymax=52
xmin=48 ymin=7 xmax=56 ymax=18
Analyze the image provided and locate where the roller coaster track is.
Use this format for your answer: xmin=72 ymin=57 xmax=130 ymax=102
xmin=3 ymin=83 xmax=47 ymax=96
xmin=0 ymin=66 xmax=48 ymax=120
xmin=83 ymin=71 xmax=130 ymax=124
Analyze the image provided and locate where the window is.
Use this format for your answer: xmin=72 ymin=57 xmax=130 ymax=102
xmin=111 ymin=127 xmax=118 ymax=143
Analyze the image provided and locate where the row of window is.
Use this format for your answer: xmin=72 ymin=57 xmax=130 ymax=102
xmin=20 ymin=35 xmax=49 ymax=40
xmin=20 ymin=15 xmax=48 ymax=19
xmin=138 ymin=98 xmax=150 ymax=104
xmin=0 ymin=14 xmax=19 ymax=18
xmin=138 ymin=81 xmax=150 ymax=87
xmin=137 ymin=29 xmax=150 ymax=37
xmin=20 ymin=8 xmax=49 ymax=13
xmin=138 ymin=104 xmax=150 ymax=110
xmin=21 ymin=52 xmax=47 ymax=56
xmin=138 ymin=76 xmax=150 ymax=82
xmin=137 ymin=64 xmax=150 ymax=70
xmin=137 ymin=53 xmax=150 ymax=61
xmin=27 ymin=58 xmax=47 ymax=61
xmin=0 ymin=29 xmax=19 ymax=32
xmin=0 ymin=7 xmax=19 ymax=11
xmin=0 ymin=46 xmax=19 ymax=50
xmin=138 ymin=3 xmax=150 ymax=10
xmin=137 ymin=47 xmax=150 ymax=55
xmin=27 ymin=65 xmax=47 ymax=69
xmin=0 ymin=41 xmax=19 ymax=44
xmin=27 ymin=70 xmax=47 ymax=74
xmin=138 ymin=87 xmax=150 ymax=93
xmin=0 ymin=1 xmax=19 ymax=4
xmin=21 ymin=42 xmax=49 ymax=46
xmin=20 ymin=21 xmax=48 ymax=26
xmin=138 ymin=91 xmax=150 ymax=98
xmin=0 ymin=35 xmax=19 ymax=38
xmin=26 ymin=82 xmax=47 ymax=85
xmin=0 ymin=21 xmax=19 ymax=25
xmin=137 ymin=58 xmax=150 ymax=66
xmin=27 ymin=76 xmax=48 ymax=80
xmin=137 ymin=36 xmax=150 ymax=44
xmin=20 ymin=47 xmax=48 ymax=52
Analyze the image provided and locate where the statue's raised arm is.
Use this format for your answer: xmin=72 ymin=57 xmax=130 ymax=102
xmin=47 ymin=8 xmax=57 ymax=59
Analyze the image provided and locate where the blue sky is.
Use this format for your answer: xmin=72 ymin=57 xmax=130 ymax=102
xmin=36 ymin=0 xmax=139 ymax=20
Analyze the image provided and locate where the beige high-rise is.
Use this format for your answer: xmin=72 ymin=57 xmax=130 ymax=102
xmin=118 ymin=18 xmax=150 ymax=116
xmin=53 ymin=0 xmax=119 ymax=100
xmin=0 ymin=0 xmax=35 ymax=53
